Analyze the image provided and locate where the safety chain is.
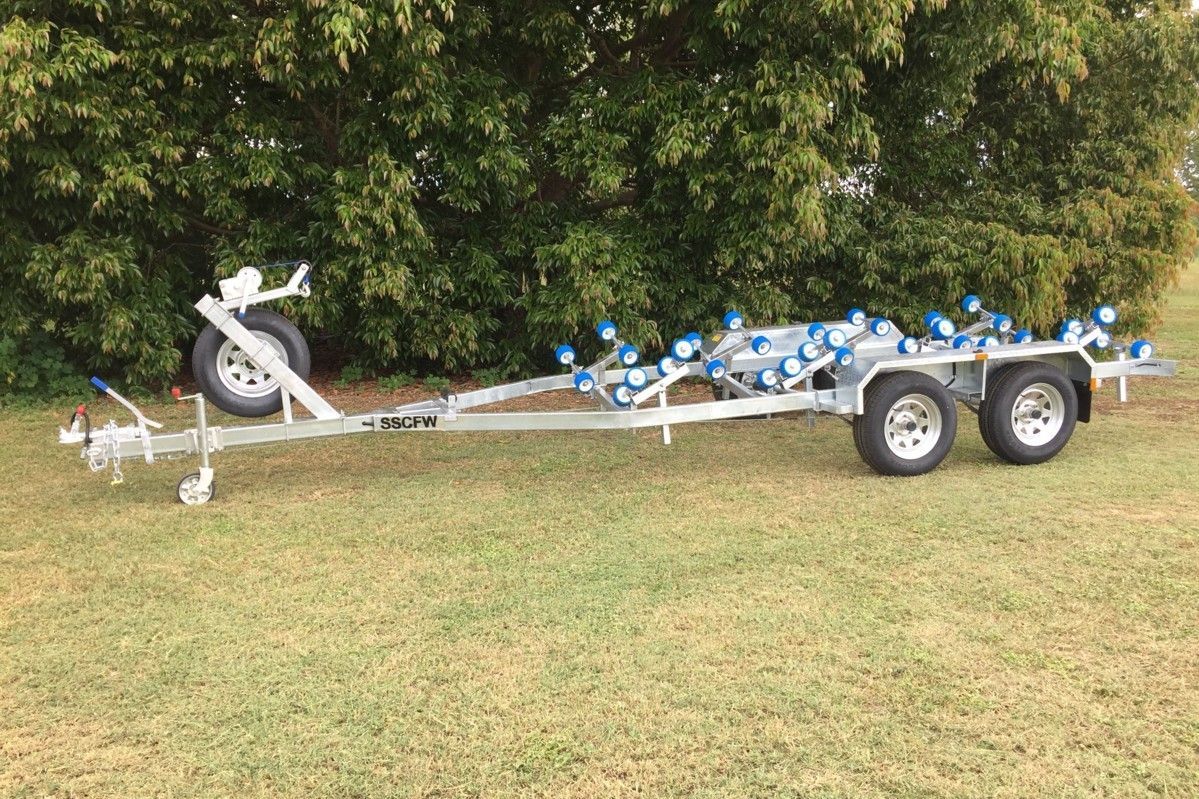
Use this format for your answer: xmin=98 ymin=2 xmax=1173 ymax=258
xmin=84 ymin=421 xmax=123 ymax=484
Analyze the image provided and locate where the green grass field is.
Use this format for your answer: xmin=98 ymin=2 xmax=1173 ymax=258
xmin=2 ymin=273 xmax=1197 ymax=798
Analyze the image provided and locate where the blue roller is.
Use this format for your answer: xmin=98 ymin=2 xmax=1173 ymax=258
xmin=833 ymin=347 xmax=854 ymax=367
xmin=923 ymin=310 xmax=944 ymax=328
xmin=656 ymin=356 xmax=678 ymax=377
xmin=597 ymin=320 xmax=617 ymax=341
xmin=750 ymin=335 xmax=772 ymax=355
xmin=847 ymin=307 xmax=867 ymax=326
xmin=807 ymin=322 xmax=827 ymax=342
xmin=1061 ymin=318 xmax=1085 ymax=336
xmin=977 ymin=335 xmax=1000 ymax=348
xmin=684 ymin=332 xmax=703 ymax=352
xmin=573 ymin=371 xmax=595 ymax=394
xmin=991 ymin=313 xmax=1013 ymax=334
xmin=961 ymin=294 xmax=982 ymax=314
xmin=670 ymin=338 xmax=695 ymax=361
xmin=779 ymin=356 xmax=802 ymax=378
xmin=722 ymin=310 xmax=744 ymax=330
xmin=1090 ymin=331 xmax=1112 ymax=350
xmin=897 ymin=336 xmax=920 ymax=355
xmin=951 ymin=333 xmax=973 ymax=349
xmin=1056 ymin=330 xmax=1080 ymax=344
xmin=1012 ymin=328 xmax=1034 ymax=344
xmin=624 ymin=367 xmax=649 ymax=389
xmin=824 ymin=328 xmax=848 ymax=348
xmin=613 ymin=385 xmax=634 ymax=407
xmin=798 ymin=341 xmax=821 ymax=362
xmin=931 ymin=317 xmax=956 ymax=340
xmin=756 ymin=368 xmax=780 ymax=389
xmin=870 ymin=318 xmax=892 ymax=336
xmin=1130 ymin=339 xmax=1154 ymax=359
xmin=705 ymin=359 xmax=727 ymax=380
xmin=618 ymin=344 xmax=639 ymax=366
xmin=1092 ymin=304 xmax=1118 ymax=327
xmin=554 ymin=344 xmax=576 ymax=366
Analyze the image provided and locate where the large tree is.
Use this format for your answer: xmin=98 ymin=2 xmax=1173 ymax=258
xmin=2 ymin=0 xmax=1197 ymax=384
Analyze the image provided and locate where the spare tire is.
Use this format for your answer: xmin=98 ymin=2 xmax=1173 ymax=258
xmin=191 ymin=308 xmax=310 ymax=417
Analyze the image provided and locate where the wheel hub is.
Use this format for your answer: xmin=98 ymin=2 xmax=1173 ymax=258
xmin=884 ymin=395 xmax=942 ymax=460
xmin=1011 ymin=383 xmax=1065 ymax=446
xmin=177 ymin=473 xmax=214 ymax=505
xmin=215 ymin=333 xmax=287 ymax=398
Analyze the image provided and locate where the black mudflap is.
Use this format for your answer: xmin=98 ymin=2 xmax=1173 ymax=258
xmin=1073 ymin=380 xmax=1092 ymax=423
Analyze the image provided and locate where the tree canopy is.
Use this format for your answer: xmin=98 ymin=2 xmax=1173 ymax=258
xmin=2 ymin=1 xmax=1197 ymax=385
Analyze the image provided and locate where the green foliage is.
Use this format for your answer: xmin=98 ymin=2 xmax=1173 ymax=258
xmin=333 ymin=363 xmax=370 ymax=388
xmin=471 ymin=365 xmax=514 ymax=387
xmin=378 ymin=371 xmax=416 ymax=391
xmin=1178 ymin=130 xmax=1199 ymax=204
xmin=0 ymin=332 xmax=88 ymax=401
xmin=423 ymin=375 xmax=452 ymax=392
xmin=2 ymin=1 xmax=1198 ymax=385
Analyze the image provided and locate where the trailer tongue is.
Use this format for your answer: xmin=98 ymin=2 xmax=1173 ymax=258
xmin=59 ymin=262 xmax=1176 ymax=504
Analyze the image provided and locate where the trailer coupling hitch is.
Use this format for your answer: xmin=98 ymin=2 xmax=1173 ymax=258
xmin=59 ymin=377 xmax=164 ymax=484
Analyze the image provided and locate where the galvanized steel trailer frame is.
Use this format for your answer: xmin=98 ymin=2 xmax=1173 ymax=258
xmin=59 ymin=263 xmax=1177 ymax=503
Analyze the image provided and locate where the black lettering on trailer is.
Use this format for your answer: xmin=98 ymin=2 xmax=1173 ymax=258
xmin=378 ymin=415 xmax=439 ymax=430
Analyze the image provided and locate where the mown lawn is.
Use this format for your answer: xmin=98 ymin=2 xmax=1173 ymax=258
xmin=2 ymin=272 xmax=1197 ymax=798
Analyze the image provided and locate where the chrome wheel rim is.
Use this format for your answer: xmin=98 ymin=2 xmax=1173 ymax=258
xmin=215 ymin=333 xmax=286 ymax=398
xmin=885 ymin=394 xmax=942 ymax=460
xmin=1011 ymin=382 xmax=1065 ymax=446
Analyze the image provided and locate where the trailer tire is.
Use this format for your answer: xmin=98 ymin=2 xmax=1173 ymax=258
xmin=854 ymin=371 xmax=957 ymax=476
xmin=977 ymin=363 xmax=1017 ymax=455
xmin=192 ymin=309 xmax=310 ymax=418
xmin=979 ymin=362 xmax=1077 ymax=465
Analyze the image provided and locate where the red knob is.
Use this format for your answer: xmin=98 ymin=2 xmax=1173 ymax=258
xmin=76 ymin=404 xmax=86 ymax=415
xmin=170 ymin=386 xmax=182 ymax=400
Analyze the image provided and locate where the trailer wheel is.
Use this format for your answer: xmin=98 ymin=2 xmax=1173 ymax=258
xmin=854 ymin=371 xmax=958 ymax=476
xmin=177 ymin=472 xmax=215 ymax=505
xmin=192 ymin=309 xmax=310 ymax=417
xmin=979 ymin=362 xmax=1077 ymax=465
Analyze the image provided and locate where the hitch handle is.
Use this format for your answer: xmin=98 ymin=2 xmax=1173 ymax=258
xmin=90 ymin=376 xmax=164 ymax=429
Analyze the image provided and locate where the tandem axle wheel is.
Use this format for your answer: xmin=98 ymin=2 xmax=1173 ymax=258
xmin=854 ymin=371 xmax=958 ymax=476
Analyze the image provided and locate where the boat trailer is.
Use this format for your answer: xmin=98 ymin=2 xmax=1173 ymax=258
xmin=59 ymin=262 xmax=1176 ymax=504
